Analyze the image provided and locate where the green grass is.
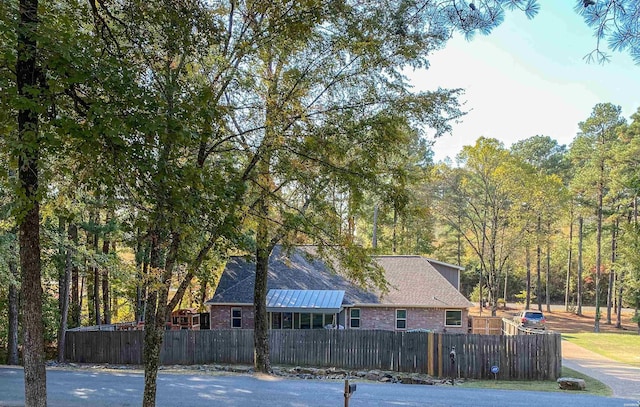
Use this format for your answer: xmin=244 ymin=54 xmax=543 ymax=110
xmin=562 ymin=332 xmax=640 ymax=367
xmin=457 ymin=367 xmax=612 ymax=397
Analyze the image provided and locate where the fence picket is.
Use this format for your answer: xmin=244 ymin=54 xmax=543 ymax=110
xmin=64 ymin=328 xmax=560 ymax=380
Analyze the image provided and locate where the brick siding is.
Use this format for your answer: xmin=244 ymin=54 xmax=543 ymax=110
xmin=209 ymin=305 xmax=467 ymax=333
xmin=210 ymin=305 xmax=254 ymax=329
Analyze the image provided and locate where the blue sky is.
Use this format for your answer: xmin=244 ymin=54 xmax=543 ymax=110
xmin=407 ymin=1 xmax=640 ymax=162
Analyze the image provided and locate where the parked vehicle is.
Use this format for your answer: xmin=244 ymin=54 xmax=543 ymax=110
xmin=515 ymin=310 xmax=546 ymax=329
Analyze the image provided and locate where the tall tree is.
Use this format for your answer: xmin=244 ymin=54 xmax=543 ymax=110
xmin=570 ymin=103 xmax=626 ymax=332
xmin=434 ymin=138 xmax=528 ymax=315
xmin=15 ymin=0 xmax=48 ymax=403
xmin=511 ymin=135 xmax=569 ymax=312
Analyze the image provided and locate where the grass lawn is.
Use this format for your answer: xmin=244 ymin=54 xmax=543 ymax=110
xmin=562 ymin=332 xmax=640 ymax=367
xmin=458 ymin=367 xmax=612 ymax=397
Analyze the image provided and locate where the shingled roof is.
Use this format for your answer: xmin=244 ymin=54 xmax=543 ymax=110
xmin=206 ymin=247 xmax=471 ymax=309
xmin=207 ymin=246 xmax=378 ymax=305
xmin=372 ymin=256 xmax=472 ymax=308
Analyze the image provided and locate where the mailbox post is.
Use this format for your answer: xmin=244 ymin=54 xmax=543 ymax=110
xmin=344 ymin=378 xmax=357 ymax=407
xmin=449 ymin=345 xmax=456 ymax=385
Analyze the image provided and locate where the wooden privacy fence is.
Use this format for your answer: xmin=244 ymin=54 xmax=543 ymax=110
xmin=470 ymin=316 xmax=503 ymax=335
xmin=65 ymin=329 xmax=561 ymax=380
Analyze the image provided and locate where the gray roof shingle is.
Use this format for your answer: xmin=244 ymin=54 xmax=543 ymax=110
xmin=207 ymin=247 xmax=471 ymax=309
xmin=207 ymin=246 xmax=378 ymax=305
xmin=372 ymin=256 xmax=472 ymax=308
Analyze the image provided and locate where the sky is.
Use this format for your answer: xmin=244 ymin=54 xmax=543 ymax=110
xmin=406 ymin=1 xmax=640 ymax=163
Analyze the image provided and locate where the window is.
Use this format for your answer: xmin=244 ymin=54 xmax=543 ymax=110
xmin=349 ymin=308 xmax=360 ymax=328
xmin=312 ymin=314 xmax=324 ymax=329
xmin=323 ymin=314 xmax=336 ymax=327
xmin=300 ymin=313 xmax=311 ymax=329
xmin=192 ymin=315 xmax=199 ymax=325
xmin=270 ymin=312 xmax=282 ymax=329
xmin=445 ymin=310 xmax=462 ymax=327
xmin=396 ymin=309 xmax=407 ymax=330
xmin=282 ymin=312 xmax=293 ymax=329
xmin=231 ymin=307 xmax=242 ymax=328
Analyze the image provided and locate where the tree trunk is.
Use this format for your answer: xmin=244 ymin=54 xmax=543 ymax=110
xmin=166 ymin=236 xmax=217 ymax=315
xmin=546 ymin=223 xmax=551 ymax=313
xmin=595 ymin=176 xmax=603 ymax=333
xmin=92 ymin=214 xmax=100 ymax=326
xmin=57 ymin=223 xmax=73 ymax=362
xmin=254 ymin=195 xmax=272 ymax=373
xmin=86 ymin=227 xmax=95 ymax=324
xmin=372 ymin=205 xmax=378 ymax=250
xmin=70 ymin=223 xmax=80 ymax=328
xmin=525 ymin=246 xmax=531 ymax=310
xmin=102 ymin=234 xmax=111 ymax=325
xmin=392 ymin=206 xmax=397 ymax=254
xmin=135 ymin=232 xmax=145 ymax=323
xmin=616 ymin=269 xmax=623 ymax=329
xmin=8 ymin=243 xmax=20 ymax=365
xmin=142 ymin=234 xmax=161 ymax=407
xmin=503 ymin=267 xmax=508 ymax=305
xmin=577 ymin=216 xmax=583 ymax=316
xmin=17 ymin=0 xmax=47 ymax=403
xmin=606 ymin=220 xmax=617 ymax=325
xmin=565 ymin=213 xmax=573 ymax=311
xmin=57 ymin=217 xmax=66 ymax=316
xmin=142 ymin=231 xmax=180 ymax=407
xmin=536 ymin=217 xmax=542 ymax=311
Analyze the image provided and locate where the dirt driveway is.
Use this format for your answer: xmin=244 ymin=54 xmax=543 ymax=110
xmin=471 ymin=303 xmax=638 ymax=333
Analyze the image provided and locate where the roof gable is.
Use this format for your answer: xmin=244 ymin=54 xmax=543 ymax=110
xmin=372 ymin=256 xmax=472 ymax=308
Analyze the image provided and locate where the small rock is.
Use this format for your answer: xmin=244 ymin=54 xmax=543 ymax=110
xmin=557 ymin=377 xmax=586 ymax=391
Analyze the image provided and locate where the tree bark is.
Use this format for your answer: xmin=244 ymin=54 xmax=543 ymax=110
xmin=92 ymin=213 xmax=100 ymax=326
xmin=254 ymin=220 xmax=272 ymax=374
xmin=142 ymin=231 xmax=180 ymax=407
xmin=17 ymin=0 xmax=47 ymax=404
xmin=565 ymin=213 xmax=573 ymax=311
xmin=70 ymin=223 xmax=80 ymax=328
xmin=8 ymin=243 xmax=20 ymax=365
xmin=86 ymin=227 xmax=95 ymax=324
xmin=546 ymin=222 xmax=551 ymax=313
xmin=616 ymin=269 xmax=623 ymax=329
xmin=57 ymin=223 xmax=73 ymax=362
xmin=536 ymin=216 xmax=542 ymax=311
xmin=135 ymin=231 xmax=145 ymax=323
xmin=372 ymin=205 xmax=378 ymax=250
xmin=577 ymin=216 xmax=583 ymax=316
xmin=595 ymin=173 xmax=603 ymax=333
xmin=142 ymin=233 xmax=161 ymax=407
xmin=102 ymin=234 xmax=111 ymax=325
xmin=525 ymin=246 xmax=531 ymax=310
xmin=606 ymin=220 xmax=617 ymax=325
xmin=57 ymin=217 xmax=66 ymax=316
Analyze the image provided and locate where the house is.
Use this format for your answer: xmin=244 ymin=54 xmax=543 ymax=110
xmin=166 ymin=309 xmax=201 ymax=330
xmin=205 ymin=247 xmax=472 ymax=333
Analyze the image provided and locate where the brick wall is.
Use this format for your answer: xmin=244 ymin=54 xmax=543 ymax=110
xmin=349 ymin=307 xmax=468 ymax=333
xmin=209 ymin=304 xmax=468 ymax=333
xmin=210 ymin=305 xmax=254 ymax=329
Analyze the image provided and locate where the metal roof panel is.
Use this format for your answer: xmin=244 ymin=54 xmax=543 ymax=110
xmin=266 ymin=289 xmax=345 ymax=313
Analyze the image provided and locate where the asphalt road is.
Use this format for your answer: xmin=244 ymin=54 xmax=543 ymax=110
xmin=0 ymin=366 xmax=635 ymax=407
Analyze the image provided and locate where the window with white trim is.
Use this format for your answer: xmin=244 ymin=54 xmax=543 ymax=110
xmin=231 ymin=307 xmax=242 ymax=328
xmin=395 ymin=309 xmax=407 ymax=330
xmin=445 ymin=309 xmax=462 ymax=327
xmin=349 ymin=308 xmax=360 ymax=328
